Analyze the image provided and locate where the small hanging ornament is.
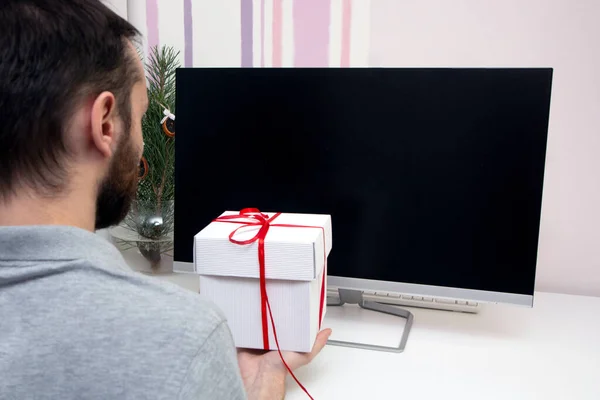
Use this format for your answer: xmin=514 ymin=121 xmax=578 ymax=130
xmin=138 ymin=156 xmax=149 ymax=180
xmin=160 ymin=108 xmax=175 ymax=138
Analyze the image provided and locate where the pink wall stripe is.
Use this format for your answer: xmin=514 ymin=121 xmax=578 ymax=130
xmin=293 ymin=0 xmax=331 ymax=67
xmin=146 ymin=0 xmax=159 ymax=55
xmin=341 ymin=0 xmax=352 ymax=67
xmin=272 ymin=0 xmax=283 ymax=67
xmin=241 ymin=0 xmax=253 ymax=67
xmin=184 ymin=0 xmax=193 ymax=67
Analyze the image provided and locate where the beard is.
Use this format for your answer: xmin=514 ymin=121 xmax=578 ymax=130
xmin=94 ymin=133 xmax=140 ymax=230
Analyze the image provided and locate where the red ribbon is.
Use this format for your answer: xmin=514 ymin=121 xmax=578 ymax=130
xmin=213 ymin=208 xmax=328 ymax=399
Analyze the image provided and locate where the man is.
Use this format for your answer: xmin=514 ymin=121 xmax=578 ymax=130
xmin=0 ymin=1 xmax=331 ymax=399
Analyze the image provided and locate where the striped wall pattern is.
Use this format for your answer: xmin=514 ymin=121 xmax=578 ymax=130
xmin=127 ymin=0 xmax=371 ymax=68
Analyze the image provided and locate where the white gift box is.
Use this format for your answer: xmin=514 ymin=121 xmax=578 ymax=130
xmin=194 ymin=210 xmax=332 ymax=353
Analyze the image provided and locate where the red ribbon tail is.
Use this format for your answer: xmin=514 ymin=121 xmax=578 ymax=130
xmin=258 ymin=238 xmax=270 ymax=350
xmin=261 ymin=288 xmax=269 ymax=349
xmin=266 ymin=298 xmax=315 ymax=400
xmin=319 ymin=263 xmax=326 ymax=328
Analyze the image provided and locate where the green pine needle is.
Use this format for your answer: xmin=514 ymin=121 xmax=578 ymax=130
xmin=131 ymin=45 xmax=180 ymax=240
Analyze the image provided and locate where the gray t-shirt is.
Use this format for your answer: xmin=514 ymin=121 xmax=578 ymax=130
xmin=0 ymin=225 xmax=247 ymax=399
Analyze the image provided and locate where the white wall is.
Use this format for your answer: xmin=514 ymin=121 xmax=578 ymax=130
xmin=123 ymin=0 xmax=600 ymax=297
xmin=102 ymin=0 xmax=128 ymax=19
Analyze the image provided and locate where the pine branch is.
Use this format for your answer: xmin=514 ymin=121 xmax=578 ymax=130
xmin=134 ymin=45 xmax=180 ymax=239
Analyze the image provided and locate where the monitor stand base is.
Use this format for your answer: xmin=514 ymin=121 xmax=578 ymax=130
xmin=326 ymin=289 xmax=414 ymax=353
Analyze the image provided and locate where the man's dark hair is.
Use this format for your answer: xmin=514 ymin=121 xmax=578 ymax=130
xmin=0 ymin=0 xmax=141 ymax=198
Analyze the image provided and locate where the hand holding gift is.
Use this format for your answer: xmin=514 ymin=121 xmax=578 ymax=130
xmin=237 ymin=328 xmax=332 ymax=400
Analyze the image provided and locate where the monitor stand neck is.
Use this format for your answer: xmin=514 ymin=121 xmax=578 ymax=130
xmin=326 ymin=289 xmax=414 ymax=353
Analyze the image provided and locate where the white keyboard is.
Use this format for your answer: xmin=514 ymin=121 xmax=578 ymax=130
xmin=327 ymin=288 xmax=481 ymax=313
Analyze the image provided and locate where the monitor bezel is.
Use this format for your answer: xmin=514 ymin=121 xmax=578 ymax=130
xmin=173 ymin=261 xmax=533 ymax=306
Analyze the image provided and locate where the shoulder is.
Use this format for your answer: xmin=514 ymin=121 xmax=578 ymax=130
xmin=114 ymin=274 xmax=246 ymax=399
xmin=100 ymin=268 xmax=228 ymax=341
xmin=88 ymin=269 xmax=246 ymax=397
xmin=177 ymin=320 xmax=247 ymax=400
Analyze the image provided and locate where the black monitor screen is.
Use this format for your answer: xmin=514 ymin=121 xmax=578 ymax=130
xmin=174 ymin=68 xmax=552 ymax=297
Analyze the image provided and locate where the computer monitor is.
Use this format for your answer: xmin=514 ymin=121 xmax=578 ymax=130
xmin=173 ymin=68 xmax=553 ymax=311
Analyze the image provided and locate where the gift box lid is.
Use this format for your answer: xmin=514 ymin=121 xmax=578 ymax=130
xmin=194 ymin=211 xmax=332 ymax=281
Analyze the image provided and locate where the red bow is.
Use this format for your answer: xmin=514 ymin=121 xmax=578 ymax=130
xmin=213 ymin=208 xmax=327 ymax=399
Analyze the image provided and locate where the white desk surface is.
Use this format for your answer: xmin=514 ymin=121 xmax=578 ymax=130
xmin=155 ymin=274 xmax=600 ymax=400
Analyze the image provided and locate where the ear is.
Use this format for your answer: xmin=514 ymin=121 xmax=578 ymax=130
xmin=90 ymin=91 xmax=118 ymax=159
